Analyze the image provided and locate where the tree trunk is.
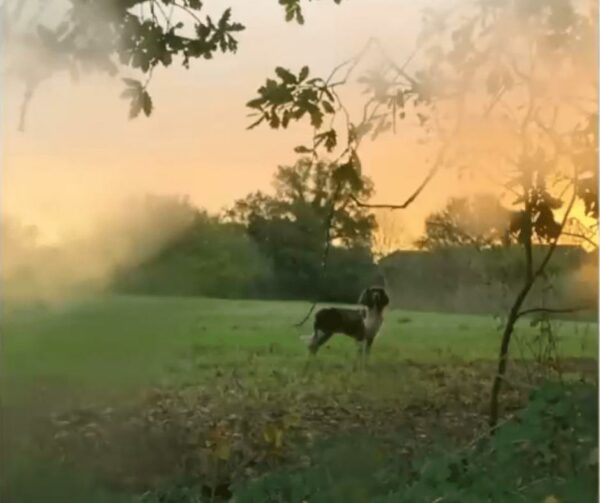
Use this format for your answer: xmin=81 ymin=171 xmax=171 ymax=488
xmin=489 ymin=275 xmax=534 ymax=430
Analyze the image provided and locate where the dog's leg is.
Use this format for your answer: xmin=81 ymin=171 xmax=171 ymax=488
xmin=365 ymin=337 xmax=374 ymax=357
xmin=308 ymin=329 xmax=333 ymax=355
xmin=352 ymin=339 xmax=368 ymax=371
xmin=361 ymin=339 xmax=369 ymax=368
xmin=361 ymin=338 xmax=375 ymax=369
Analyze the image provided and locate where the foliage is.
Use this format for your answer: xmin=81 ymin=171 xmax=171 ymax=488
xmin=416 ymin=193 xmax=514 ymax=250
xmin=3 ymin=0 xmax=344 ymax=125
xmin=100 ymin=180 xmax=375 ymax=302
xmin=381 ymin=244 xmax=596 ymax=316
xmin=228 ymin=157 xmax=375 ymax=247
xmin=246 ymin=65 xmax=335 ymax=133
xmin=232 ymin=381 xmax=598 ymax=503
xmin=278 ymin=0 xmax=343 ymax=25
xmin=246 ymin=37 xmax=435 ymax=163
xmin=6 ymin=368 xmax=597 ymax=502
xmin=104 ymin=177 xmax=378 ymax=302
xmin=112 ymin=207 xmax=273 ymax=299
xmin=227 ymin=158 xmax=378 ymax=301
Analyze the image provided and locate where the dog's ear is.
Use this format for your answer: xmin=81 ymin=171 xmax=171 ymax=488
xmin=381 ymin=289 xmax=390 ymax=306
xmin=357 ymin=289 xmax=367 ymax=305
xmin=358 ymin=288 xmax=372 ymax=307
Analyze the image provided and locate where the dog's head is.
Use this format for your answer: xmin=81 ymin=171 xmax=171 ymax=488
xmin=358 ymin=287 xmax=389 ymax=311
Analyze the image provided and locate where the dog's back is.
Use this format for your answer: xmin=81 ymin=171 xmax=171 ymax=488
xmin=314 ymin=307 xmax=364 ymax=338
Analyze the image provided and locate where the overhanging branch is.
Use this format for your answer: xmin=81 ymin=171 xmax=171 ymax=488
xmin=561 ymin=231 xmax=598 ymax=249
xmin=350 ymin=137 xmax=452 ymax=210
xmin=516 ymin=305 xmax=594 ymax=320
xmin=350 ymin=162 xmax=439 ymax=210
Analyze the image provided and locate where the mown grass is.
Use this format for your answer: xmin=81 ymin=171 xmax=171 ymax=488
xmin=1 ymin=295 xmax=597 ymax=502
xmin=1 ymin=295 xmax=597 ymax=407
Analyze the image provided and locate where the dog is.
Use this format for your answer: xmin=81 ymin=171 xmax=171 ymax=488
xmin=306 ymin=287 xmax=389 ymax=358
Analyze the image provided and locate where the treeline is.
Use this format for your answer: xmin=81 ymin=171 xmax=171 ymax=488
xmin=111 ymin=193 xmax=596 ymax=318
xmin=4 ymin=156 xmax=595 ymax=312
xmin=111 ymin=193 xmax=379 ymax=303
xmin=109 ymin=156 xmax=598 ymax=313
xmin=381 ymin=246 xmax=598 ymax=317
xmin=113 ymin=226 xmax=377 ymax=303
xmin=115 ymin=159 xmax=381 ymax=303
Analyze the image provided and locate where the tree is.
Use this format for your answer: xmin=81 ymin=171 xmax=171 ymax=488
xmin=227 ymin=157 xmax=377 ymax=300
xmin=1 ymin=0 xmax=343 ymax=129
xmin=113 ymin=206 xmax=273 ymax=298
xmin=416 ymin=194 xmax=513 ymax=250
xmin=229 ymin=157 xmax=376 ymax=247
xmin=246 ymin=0 xmax=597 ymax=427
xmin=1 ymin=196 xmax=201 ymax=305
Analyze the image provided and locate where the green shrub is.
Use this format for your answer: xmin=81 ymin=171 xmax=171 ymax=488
xmin=233 ymin=381 xmax=598 ymax=502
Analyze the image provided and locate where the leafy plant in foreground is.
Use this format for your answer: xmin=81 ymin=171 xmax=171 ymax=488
xmin=232 ymin=381 xmax=598 ymax=503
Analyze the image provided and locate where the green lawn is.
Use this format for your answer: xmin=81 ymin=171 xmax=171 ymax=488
xmin=1 ymin=295 xmax=597 ymax=502
xmin=1 ymin=295 xmax=597 ymax=409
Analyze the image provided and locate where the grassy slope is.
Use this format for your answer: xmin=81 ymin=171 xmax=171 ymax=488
xmin=1 ymin=295 xmax=597 ymax=408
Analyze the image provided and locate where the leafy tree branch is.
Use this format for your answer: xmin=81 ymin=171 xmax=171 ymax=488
xmin=2 ymin=0 xmax=344 ymax=128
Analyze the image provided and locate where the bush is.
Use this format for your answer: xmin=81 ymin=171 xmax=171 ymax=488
xmin=113 ymin=215 xmax=274 ymax=299
xmin=233 ymin=381 xmax=598 ymax=502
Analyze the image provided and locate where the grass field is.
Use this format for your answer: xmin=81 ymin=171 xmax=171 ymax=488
xmin=1 ymin=295 xmax=597 ymax=501
xmin=2 ymin=294 xmax=597 ymax=408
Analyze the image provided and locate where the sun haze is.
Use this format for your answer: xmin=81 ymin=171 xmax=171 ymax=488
xmin=1 ymin=0 xmax=472 ymax=244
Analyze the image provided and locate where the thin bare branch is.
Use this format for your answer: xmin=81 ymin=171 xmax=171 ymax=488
xmin=516 ymin=305 xmax=594 ymax=319
xmin=350 ymin=161 xmax=440 ymax=210
xmin=170 ymin=1 xmax=203 ymax=25
xmin=561 ymin=231 xmax=597 ymax=249
xmin=483 ymin=85 xmax=507 ymax=118
xmin=327 ymin=37 xmax=377 ymax=88
xmin=349 ymin=110 xmax=459 ymax=211
xmin=18 ymin=82 xmax=36 ymax=133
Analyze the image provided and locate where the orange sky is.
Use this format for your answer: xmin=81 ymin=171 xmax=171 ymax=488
xmin=1 ymin=0 xmax=478 ymax=244
xmin=1 ymin=0 xmax=595 ymax=246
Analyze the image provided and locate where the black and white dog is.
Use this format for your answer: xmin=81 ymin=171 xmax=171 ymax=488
xmin=307 ymin=287 xmax=390 ymax=357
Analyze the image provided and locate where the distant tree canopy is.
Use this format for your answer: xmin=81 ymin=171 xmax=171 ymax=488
xmin=108 ymin=180 xmax=379 ymax=303
xmin=111 ymin=195 xmax=273 ymax=298
xmin=226 ymin=157 xmax=378 ymax=300
xmin=381 ymin=244 xmax=596 ymax=317
xmin=109 ymin=191 xmax=594 ymax=310
xmin=416 ymin=194 xmax=514 ymax=250
xmin=228 ymin=157 xmax=376 ymax=247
